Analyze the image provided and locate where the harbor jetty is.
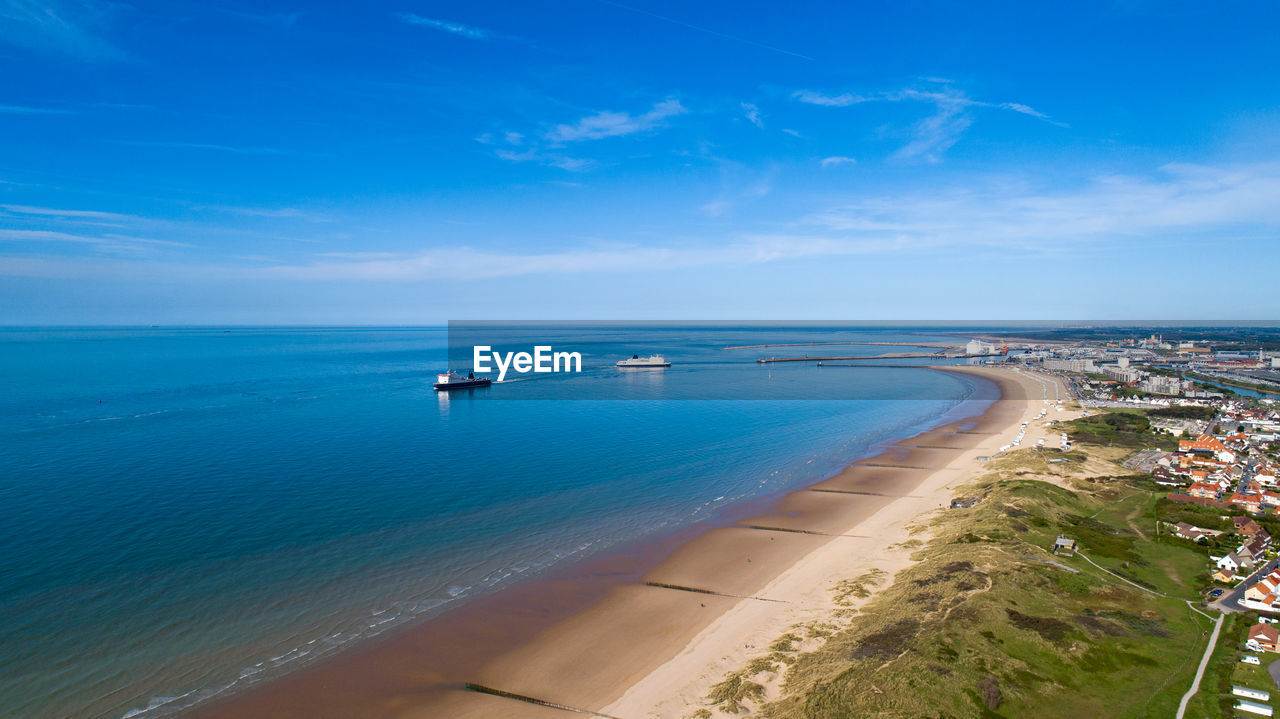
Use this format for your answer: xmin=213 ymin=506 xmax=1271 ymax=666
xmin=757 ymin=351 xmax=949 ymax=363
xmin=723 ymin=341 xmax=958 ymax=351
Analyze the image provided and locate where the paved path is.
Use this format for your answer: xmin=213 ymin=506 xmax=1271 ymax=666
xmin=1175 ymin=612 xmax=1224 ymax=719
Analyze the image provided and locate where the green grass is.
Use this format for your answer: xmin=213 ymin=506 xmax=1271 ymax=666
xmin=734 ymin=451 xmax=1221 ymax=719
xmin=1063 ymin=412 xmax=1178 ymax=451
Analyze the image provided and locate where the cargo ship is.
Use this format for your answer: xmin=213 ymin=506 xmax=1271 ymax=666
xmin=433 ymin=371 xmax=492 ymax=391
xmin=616 ymin=354 xmax=671 ymax=368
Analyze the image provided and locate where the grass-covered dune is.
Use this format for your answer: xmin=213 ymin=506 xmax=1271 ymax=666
xmin=705 ymin=443 xmax=1223 ymax=719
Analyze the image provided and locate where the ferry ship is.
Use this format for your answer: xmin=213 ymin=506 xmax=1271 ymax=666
xmin=616 ymin=354 xmax=671 ymax=368
xmin=433 ymin=371 xmax=492 ymax=391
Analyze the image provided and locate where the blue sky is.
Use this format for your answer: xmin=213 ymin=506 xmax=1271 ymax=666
xmin=2 ymin=0 xmax=1279 ymax=323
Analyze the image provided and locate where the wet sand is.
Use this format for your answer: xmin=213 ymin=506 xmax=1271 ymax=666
xmin=185 ymin=366 xmax=1058 ymax=719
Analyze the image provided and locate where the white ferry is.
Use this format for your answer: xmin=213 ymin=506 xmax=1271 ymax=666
xmin=616 ymin=354 xmax=671 ymax=368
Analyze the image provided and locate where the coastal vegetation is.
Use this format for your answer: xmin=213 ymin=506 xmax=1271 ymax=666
xmin=700 ymin=416 xmax=1221 ymax=718
xmin=1062 ymin=411 xmax=1178 ymax=450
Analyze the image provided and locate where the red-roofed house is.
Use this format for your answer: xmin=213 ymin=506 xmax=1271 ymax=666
xmin=1235 ymin=517 xmax=1265 ymax=536
xmin=1181 ymin=434 xmax=1228 ymax=454
xmin=1249 ymin=623 xmax=1280 ymax=652
xmin=1189 ymin=482 xmax=1223 ymax=500
xmin=1230 ymin=493 xmax=1264 ymax=514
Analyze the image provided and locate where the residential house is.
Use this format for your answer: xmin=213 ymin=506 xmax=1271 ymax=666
xmin=1173 ymin=522 xmax=1209 ymax=543
xmin=1242 ymin=535 xmax=1272 ymax=565
xmin=1248 ymin=623 xmax=1280 ymax=652
xmin=1236 ymin=517 xmax=1266 ymax=537
xmin=1181 ymin=433 xmax=1229 ymax=454
xmin=1230 ymin=493 xmax=1264 ymax=514
xmin=1189 ymin=482 xmax=1223 ymax=500
xmin=1218 ymin=552 xmax=1245 ymax=573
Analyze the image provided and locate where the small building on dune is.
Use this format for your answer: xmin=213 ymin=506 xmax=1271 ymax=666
xmin=1053 ymin=536 xmax=1077 ymax=556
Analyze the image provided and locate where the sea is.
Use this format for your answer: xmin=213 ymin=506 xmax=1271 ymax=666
xmin=0 ymin=325 xmax=998 ymax=719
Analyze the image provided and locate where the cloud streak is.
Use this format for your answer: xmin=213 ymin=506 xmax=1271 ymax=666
xmin=1 ymin=204 xmax=132 ymax=220
xmin=244 ymin=161 xmax=1280 ymax=280
xmin=0 ymin=104 xmax=74 ymax=115
xmin=547 ymin=98 xmax=687 ymax=143
xmin=820 ymin=156 xmax=857 ymax=167
xmin=793 ymin=85 xmax=1064 ymax=162
xmin=6 ymin=162 xmax=1279 ymax=286
xmin=396 ymin=13 xmax=493 ymax=40
xmin=0 ymin=0 xmax=124 ymax=60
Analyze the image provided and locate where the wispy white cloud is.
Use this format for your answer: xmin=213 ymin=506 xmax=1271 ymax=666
xmin=0 ymin=228 xmax=191 ymax=251
xmin=0 ymin=0 xmax=124 ymax=60
xmin=795 ymin=85 xmax=1063 ymax=162
xmin=0 ymin=228 xmax=103 ymax=243
xmin=804 ymin=161 xmax=1280 ymax=246
xmin=396 ymin=12 xmax=493 ymax=40
xmin=1 ymin=204 xmax=132 ymax=220
xmin=195 ymin=205 xmax=330 ymax=221
xmin=9 ymin=162 xmax=1278 ymax=286
xmin=491 ymin=98 xmax=685 ymax=171
xmin=891 ymin=92 xmax=973 ymax=163
xmin=820 ymin=156 xmax=857 ymax=167
xmin=741 ymin=102 xmax=763 ymax=128
xmin=495 ymin=148 xmax=594 ymax=172
xmin=792 ymin=90 xmax=870 ymax=107
xmin=547 ymin=98 xmax=686 ymax=143
xmin=243 ymin=161 xmax=1280 ymax=280
xmin=0 ymin=104 xmax=74 ymax=115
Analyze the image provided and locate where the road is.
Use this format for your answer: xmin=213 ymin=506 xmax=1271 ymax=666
xmin=1175 ymin=612 xmax=1224 ymax=719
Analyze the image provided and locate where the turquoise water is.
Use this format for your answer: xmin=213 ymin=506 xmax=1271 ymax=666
xmin=0 ymin=326 xmax=990 ymax=719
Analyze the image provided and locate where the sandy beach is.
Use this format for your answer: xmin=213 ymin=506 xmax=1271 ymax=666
xmin=185 ymin=365 xmax=1068 ymax=719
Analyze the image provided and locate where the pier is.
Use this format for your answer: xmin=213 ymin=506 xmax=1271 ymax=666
xmin=756 ymin=352 xmax=949 ymax=363
xmin=724 ymin=341 xmax=958 ymax=351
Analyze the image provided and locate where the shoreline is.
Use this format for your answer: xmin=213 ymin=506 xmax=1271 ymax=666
xmin=184 ymin=366 xmax=1052 ymax=719
xmin=603 ymin=366 xmax=1065 ymax=717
